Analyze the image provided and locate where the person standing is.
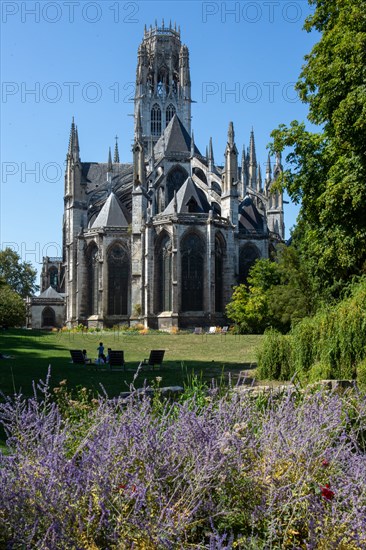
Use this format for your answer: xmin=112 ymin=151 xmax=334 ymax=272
xmin=97 ymin=342 xmax=105 ymax=363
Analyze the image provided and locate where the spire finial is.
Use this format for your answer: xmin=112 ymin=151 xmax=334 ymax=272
xmin=249 ymin=128 xmax=257 ymax=165
xmin=68 ymin=117 xmax=76 ymax=155
xmin=190 ymin=130 xmax=195 ymax=157
xmin=208 ymin=137 xmax=214 ymax=172
xmin=114 ymin=135 xmax=120 ymax=163
xmin=107 ymin=146 xmax=112 ymax=171
xmin=209 ymin=136 xmax=214 ymax=162
xmin=266 ymin=153 xmax=272 ymax=177
xmin=228 ymin=121 xmax=235 ymax=146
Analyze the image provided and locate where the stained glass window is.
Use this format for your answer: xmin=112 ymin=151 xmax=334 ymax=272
xmin=156 ymin=236 xmax=172 ymax=312
xmin=151 ymin=103 xmax=161 ymax=136
xmin=108 ymin=245 xmax=129 ymax=315
xmin=87 ymin=245 xmax=99 ymax=316
xmin=181 ymin=233 xmax=205 ymax=311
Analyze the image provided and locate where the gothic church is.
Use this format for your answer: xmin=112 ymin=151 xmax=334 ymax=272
xmin=36 ymin=23 xmax=284 ymax=330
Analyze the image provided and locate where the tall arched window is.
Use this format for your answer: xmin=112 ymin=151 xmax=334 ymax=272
xmin=108 ymin=244 xmax=129 ymax=315
xmin=42 ymin=307 xmax=55 ymax=327
xmin=215 ymin=234 xmax=225 ymax=312
xmin=156 ymin=235 xmax=172 ymax=312
xmin=151 ymin=103 xmax=161 ymax=136
xmin=48 ymin=267 xmax=58 ymax=289
xmin=239 ymin=245 xmax=260 ymax=284
xmin=166 ymin=103 xmax=176 ymax=126
xmin=87 ymin=245 xmax=99 ymax=316
xmin=181 ymin=233 xmax=205 ymax=311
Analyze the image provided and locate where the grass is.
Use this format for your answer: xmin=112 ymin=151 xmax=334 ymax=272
xmin=0 ymin=329 xmax=261 ymax=398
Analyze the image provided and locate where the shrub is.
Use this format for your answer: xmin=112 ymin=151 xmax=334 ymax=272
xmin=257 ymin=278 xmax=366 ymax=382
xmin=257 ymin=329 xmax=293 ymax=380
xmin=357 ymin=358 xmax=366 ymax=389
xmin=308 ymin=361 xmax=332 ymax=383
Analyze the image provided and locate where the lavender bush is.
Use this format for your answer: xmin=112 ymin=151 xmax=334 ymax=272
xmin=1 ymin=376 xmax=366 ymax=549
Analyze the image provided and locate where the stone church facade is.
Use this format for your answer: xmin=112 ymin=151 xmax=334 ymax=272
xmin=37 ymin=23 xmax=284 ymax=330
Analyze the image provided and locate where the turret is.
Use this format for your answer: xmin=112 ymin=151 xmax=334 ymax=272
xmin=133 ymin=105 xmax=146 ymax=187
xmin=223 ymin=121 xmax=238 ymax=194
xmin=248 ymin=128 xmax=257 ymax=189
xmin=222 ymin=121 xmax=238 ymax=224
xmin=208 ymin=137 xmax=214 ymax=172
xmin=265 ymin=152 xmax=272 ymax=195
xmin=113 ymin=136 xmax=120 ymax=163
xmin=241 ymin=145 xmax=248 ymax=197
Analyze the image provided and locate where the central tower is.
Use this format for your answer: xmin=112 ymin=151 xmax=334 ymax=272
xmin=134 ymin=22 xmax=191 ymax=152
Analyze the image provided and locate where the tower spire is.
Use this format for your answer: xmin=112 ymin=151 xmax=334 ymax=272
xmin=257 ymin=164 xmax=262 ymax=192
xmin=241 ymin=144 xmax=248 ymax=196
xmin=67 ymin=117 xmax=80 ymax=163
xmin=74 ymin=126 xmax=79 ymax=152
xmin=68 ymin=116 xmax=75 ymax=156
xmin=249 ymin=128 xmax=257 ymax=188
xmin=107 ymin=147 xmax=113 ymax=172
xmin=190 ymin=130 xmax=195 ymax=157
xmin=113 ymin=135 xmax=120 ymax=163
xmin=228 ymin=121 xmax=235 ymax=146
xmin=208 ymin=136 xmax=214 ymax=170
xmin=265 ymin=153 xmax=272 ymax=185
xmin=249 ymin=128 xmax=257 ymax=165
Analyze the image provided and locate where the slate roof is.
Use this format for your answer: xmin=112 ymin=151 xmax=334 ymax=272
xmin=238 ymin=195 xmax=265 ymax=233
xmin=38 ymin=286 xmax=64 ymax=300
xmin=81 ymin=162 xmax=133 ymax=192
xmin=92 ymin=192 xmax=130 ymax=228
xmin=163 ymin=177 xmax=210 ymax=215
xmin=154 ymin=115 xmax=201 ymax=157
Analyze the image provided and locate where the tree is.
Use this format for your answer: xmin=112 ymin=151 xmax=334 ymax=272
xmin=0 ymin=285 xmax=26 ymax=327
xmin=270 ymin=0 xmax=366 ymax=296
xmin=0 ymin=248 xmax=38 ymax=298
xmin=226 ymin=246 xmax=314 ymax=333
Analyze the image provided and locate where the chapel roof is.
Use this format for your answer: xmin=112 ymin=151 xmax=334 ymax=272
xmin=91 ymin=192 xmax=130 ymax=228
xmin=154 ymin=115 xmax=201 ymax=157
xmin=163 ymin=176 xmax=210 ymax=215
xmin=38 ymin=286 xmax=64 ymax=300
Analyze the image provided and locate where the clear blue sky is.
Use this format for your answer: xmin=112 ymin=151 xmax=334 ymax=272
xmin=1 ymin=0 xmax=318 ymax=281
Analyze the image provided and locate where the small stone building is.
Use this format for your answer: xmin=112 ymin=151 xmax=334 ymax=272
xmin=29 ymin=286 xmax=65 ymax=329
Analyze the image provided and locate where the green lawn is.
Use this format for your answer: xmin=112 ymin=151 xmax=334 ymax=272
xmin=0 ymin=329 xmax=261 ymax=398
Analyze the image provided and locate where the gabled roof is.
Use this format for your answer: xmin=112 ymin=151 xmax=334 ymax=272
xmin=38 ymin=286 xmax=63 ymax=300
xmin=92 ymin=192 xmax=130 ymax=228
xmin=154 ymin=114 xmax=201 ymax=157
xmin=163 ymin=176 xmax=209 ymax=214
xmin=238 ymin=194 xmax=265 ymax=233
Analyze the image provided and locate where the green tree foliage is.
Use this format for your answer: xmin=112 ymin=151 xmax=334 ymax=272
xmin=270 ymin=0 xmax=366 ymax=296
xmin=226 ymin=260 xmax=280 ymax=334
xmin=226 ymin=245 xmax=314 ymax=333
xmin=257 ymin=277 xmax=366 ymax=382
xmin=0 ymin=248 xmax=38 ymax=298
xmin=0 ymin=285 xmax=26 ymax=327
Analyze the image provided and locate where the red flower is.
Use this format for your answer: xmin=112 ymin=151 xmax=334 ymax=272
xmin=321 ymin=483 xmax=334 ymax=501
xmin=322 ymin=459 xmax=330 ymax=467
